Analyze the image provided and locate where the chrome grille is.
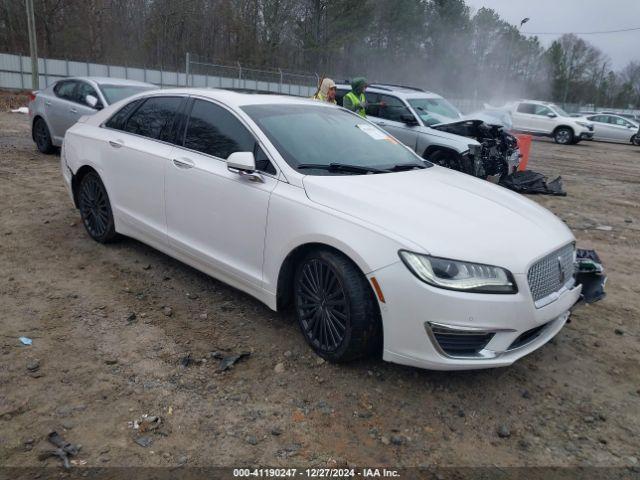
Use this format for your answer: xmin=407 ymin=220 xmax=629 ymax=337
xmin=527 ymin=244 xmax=575 ymax=302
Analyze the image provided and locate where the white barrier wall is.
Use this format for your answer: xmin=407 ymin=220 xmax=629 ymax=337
xmin=0 ymin=52 xmax=316 ymax=97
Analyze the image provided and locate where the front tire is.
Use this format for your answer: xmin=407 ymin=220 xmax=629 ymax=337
xmin=293 ymin=249 xmax=381 ymax=362
xmin=632 ymin=134 xmax=640 ymax=146
xmin=33 ymin=118 xmax=55 ymax=154
xmin=554 ymin=127 xmax=574 ymax=145
xmin=77 ymin=171 xmax=117 ymax=243
xmin=428 ymin=149 xmax=462 ymax=171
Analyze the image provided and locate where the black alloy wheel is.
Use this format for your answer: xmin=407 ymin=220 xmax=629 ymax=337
xmin=296 ymin=258 xmax=349 ymax=353
xmin=293 ymin=249 xmax=382 ymax=362
xmin=33 ymin=118 xmax=55 ymax=154
xmin=78 ymin=172 xmax=116 ymax=243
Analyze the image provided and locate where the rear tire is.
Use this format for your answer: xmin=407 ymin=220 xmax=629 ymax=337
xmin=632 ymin=134 xmax=640 ymax=146
xmin=293 ymin=249 xmax=381 ymax=363
xmin=77 ymin=171 xmax=117 ymax=243
xmin=554 ymin=127 xmax=574 ymax=145
xmin=32 ymin=118 xmax=55 ymax=154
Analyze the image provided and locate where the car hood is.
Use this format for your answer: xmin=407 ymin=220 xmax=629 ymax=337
xmin=432 ymin=110 xmax=513 ymax=130
xmin=411 ymin=125 xmax=481 ymax=146
xmin=302 ymin=167 xmax=574 ymax=273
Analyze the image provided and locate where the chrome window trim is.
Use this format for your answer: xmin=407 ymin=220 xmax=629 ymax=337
xmin=99 ymin=93 xmax=283 ymax=182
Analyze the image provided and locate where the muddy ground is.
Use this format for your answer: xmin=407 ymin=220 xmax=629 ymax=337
xmin=0 ymin=110 xmax=639 ymax=471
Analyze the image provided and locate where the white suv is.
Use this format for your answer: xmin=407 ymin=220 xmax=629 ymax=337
xmin=508 ymin=100 xmax=594 ymax=145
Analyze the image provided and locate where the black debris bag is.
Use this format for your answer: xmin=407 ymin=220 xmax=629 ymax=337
xmin=574 ymin=249 xmax=607 ymax=304
xmin=500 ymin=170 xmax=566 ymax=196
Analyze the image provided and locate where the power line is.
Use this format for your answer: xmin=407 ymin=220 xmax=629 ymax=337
xmin=523 ymin=26 xmax=640 ymax=35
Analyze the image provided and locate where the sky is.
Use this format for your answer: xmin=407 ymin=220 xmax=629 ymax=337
xmin=465 ymin=0 xmax=640 ymax=70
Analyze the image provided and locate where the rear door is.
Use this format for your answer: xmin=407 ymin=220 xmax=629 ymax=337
xmin=366 ymin=94 xmax=419 ymax=150
xmin=47 ymin=80 xmax=81 ymax=141
xmin=165 ymin=98 xmax=279 ymax=288
xmin=101 ymin=95 xmax=185 ymax=246
xmin=587 ymin=115 xmax=611 ymax=141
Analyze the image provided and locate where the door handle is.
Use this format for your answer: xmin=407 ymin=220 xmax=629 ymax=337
xmin=70 ymin=108 xmax=78 ymax=113
xmin=173 ymin=158 xmax=195 ymax=169
xmin=108 ymin=140 xmax=124 ymax=148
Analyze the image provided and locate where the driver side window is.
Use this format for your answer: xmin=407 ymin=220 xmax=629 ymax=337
xmin=184 ymin=99 xmax=276 ymax=174
xmin=533 ymin=105 xmax=552 ymax=116
xmin=75 ymin=82 xmax=100 ymax=108
xmin=378 ymin=94 xmax=413 ymax=122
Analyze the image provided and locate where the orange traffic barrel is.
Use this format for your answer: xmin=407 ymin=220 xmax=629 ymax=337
xmin=515 ymin=134 xmax=532 ymax=171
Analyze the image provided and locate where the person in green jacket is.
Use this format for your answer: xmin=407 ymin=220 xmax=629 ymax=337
xmin=342 ymin=77 xmax=369 ymax=117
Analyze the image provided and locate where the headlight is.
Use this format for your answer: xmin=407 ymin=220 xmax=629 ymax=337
xmin=576 ymin=121 xmax=591 ymax=128
xmin=398 ymin=251 xmax=518 ymax=294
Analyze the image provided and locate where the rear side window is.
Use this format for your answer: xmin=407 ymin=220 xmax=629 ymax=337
xmin=123 ymin=96 xmax=182 ymax=141
xmin=54 ymin=80 xmax=78 ymax=101
xmin=105 ymin=99 xmax=143 ymax=130
xmin=517 ymin=103 xmax=536 ymax=114
xmin=184 ymin=99 xmax=254 ymax=159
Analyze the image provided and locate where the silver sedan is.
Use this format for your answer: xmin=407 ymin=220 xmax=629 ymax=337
xmin=582 ymin=113 xmax=640 ymax=144
xmin=28 ymin=77 xmax=156 ymax=153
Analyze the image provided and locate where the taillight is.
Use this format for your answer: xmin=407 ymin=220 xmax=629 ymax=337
xmin=28 ymin=92 xmax=36 ymax=102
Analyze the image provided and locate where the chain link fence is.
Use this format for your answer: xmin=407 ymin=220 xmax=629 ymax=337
xmin=185 ymin=54 xmax=319 ymax=97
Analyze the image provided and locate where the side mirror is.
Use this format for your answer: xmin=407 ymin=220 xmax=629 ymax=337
xmin=85 ymin=94 xmax=100 ymax=109
xmin=547 ymin=112 xmax=557 ymax=118
xmin=227 ymin=151 xmax=263 ymax=182
xmin=227 ymin=151 xmax=256 ymax=171
xmin=400 ymin=113 xmax=419 ymax=126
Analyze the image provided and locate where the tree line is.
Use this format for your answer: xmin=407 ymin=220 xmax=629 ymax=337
xmin=1 ymin=0 xmax=639 ymax=108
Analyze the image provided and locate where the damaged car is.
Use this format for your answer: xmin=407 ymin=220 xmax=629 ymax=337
xmin=336 ymin=83 xmax=520 ymax=181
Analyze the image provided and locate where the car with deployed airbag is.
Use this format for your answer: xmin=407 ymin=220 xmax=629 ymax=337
xmin=60 ymin=88 xmax=599 ymax=370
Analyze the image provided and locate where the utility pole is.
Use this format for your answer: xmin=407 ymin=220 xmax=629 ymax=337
xmin=25 ymin=0 xmax=39 ymax=90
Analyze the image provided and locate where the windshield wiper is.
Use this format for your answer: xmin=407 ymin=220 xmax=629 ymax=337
xmin=388 ymin=163 xmax=426 ymax=172
xmin=296 ymin=163 xmax=388 ymax=174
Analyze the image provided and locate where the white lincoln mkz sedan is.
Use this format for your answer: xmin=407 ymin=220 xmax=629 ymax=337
xmin=61 ymin=88 xmax=582 ymax=370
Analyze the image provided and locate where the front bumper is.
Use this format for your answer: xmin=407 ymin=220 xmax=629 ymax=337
xmin=370 ymin=261 xmax=582 ymax=370
xmin=580 ymin=132 xmax=594 ymax=140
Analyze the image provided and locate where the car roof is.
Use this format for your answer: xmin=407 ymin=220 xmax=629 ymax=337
xmin=518 ymin=100 xmax=555 ymax=106
xmin=156 ymin=88 xmax=331 ymax=108
xmin=334 ymin=83 xmax=442 ymax=99
xmin=58 ymin=76 xmax=156 ymax=87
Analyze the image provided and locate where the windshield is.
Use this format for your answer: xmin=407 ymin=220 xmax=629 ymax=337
xmin=99 ymin=85 xmax=155 ymax=104
xmin=241 ymin=104 xmax=430 ymax=175
xmin=550 ymin=104 xmax=570 ymax=117
xmin=407 ymin=97 xmax=462 ymax=125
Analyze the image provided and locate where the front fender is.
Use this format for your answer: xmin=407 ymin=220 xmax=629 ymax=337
xmin=262 ymin=182 xmax=413 ymax=302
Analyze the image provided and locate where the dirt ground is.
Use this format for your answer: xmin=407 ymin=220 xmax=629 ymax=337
xmin=1 ymin=110 xmax=639 ymax=472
